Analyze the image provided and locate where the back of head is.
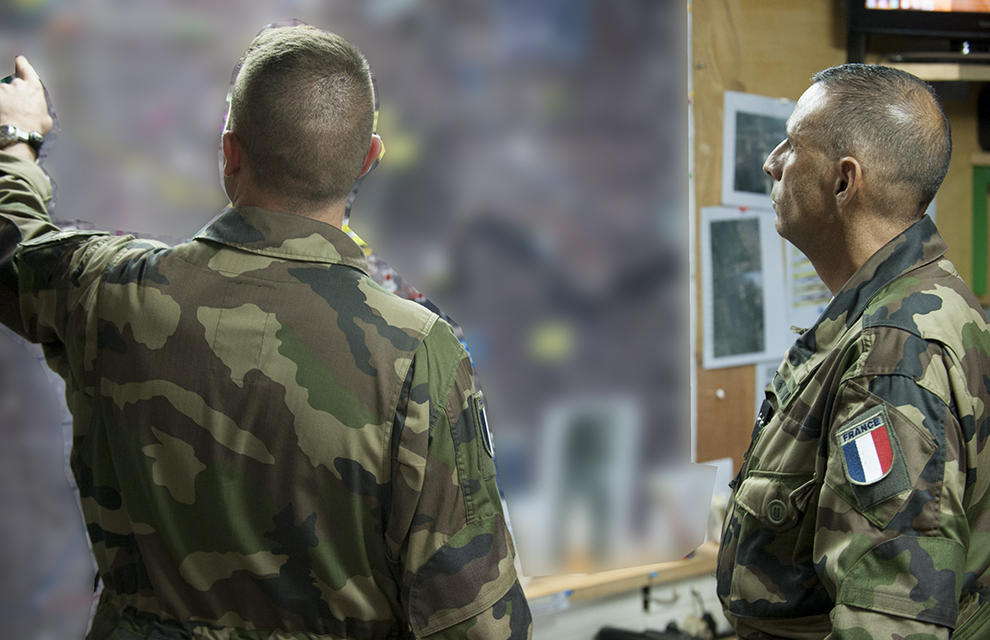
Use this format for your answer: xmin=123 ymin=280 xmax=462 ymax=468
xmin=228 ymin=25 xmax=375 ymax=208
xmin=810 ymin=63 xmax=951 ymax=219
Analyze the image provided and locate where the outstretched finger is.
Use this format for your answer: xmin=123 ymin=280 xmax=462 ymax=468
xmin=14 ymin=56 xmax=41 ymax=85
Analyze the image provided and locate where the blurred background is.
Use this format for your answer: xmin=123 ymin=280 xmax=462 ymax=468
xmin=0 ymin=0 xmax=688 ymax=635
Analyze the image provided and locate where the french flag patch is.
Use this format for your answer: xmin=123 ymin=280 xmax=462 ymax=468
xmin=838 ymin=407 xmax=895 ymax=486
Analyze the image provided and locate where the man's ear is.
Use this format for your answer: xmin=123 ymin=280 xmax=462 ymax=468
xmin=221 ymin=130 xmax=242 ymax=177
xmin=359 ymin=134 xmax=384 ymax=178
xmin=834 ymin=156 xmax=862 ymax=208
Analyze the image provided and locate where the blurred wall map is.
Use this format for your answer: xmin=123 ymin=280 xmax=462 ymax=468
xmin=0 ymin=0 xmax=687 ymax=636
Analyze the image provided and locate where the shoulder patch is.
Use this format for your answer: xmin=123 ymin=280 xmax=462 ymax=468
xmin=472 ymin=392 xmax=494 ymax=459
xmin=836 ymin=406 xmax=897 ymax=485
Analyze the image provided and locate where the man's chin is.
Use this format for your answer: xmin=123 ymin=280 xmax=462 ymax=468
xmin=774 ymin=219 xmax=801 ymax=250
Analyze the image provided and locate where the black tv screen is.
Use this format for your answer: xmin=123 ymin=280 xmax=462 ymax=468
xmin=847 ymin=1 xmax=990 ymax=61
xmin=849 ymin=1 xmax=990 ymax=40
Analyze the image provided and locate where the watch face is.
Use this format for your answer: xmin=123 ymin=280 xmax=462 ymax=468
xmin=0 ymin=125 xmax=15 ymax=145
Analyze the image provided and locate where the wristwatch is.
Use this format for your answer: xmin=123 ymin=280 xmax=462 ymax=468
xmin=0 ymin=124 xmax=43 ymax=151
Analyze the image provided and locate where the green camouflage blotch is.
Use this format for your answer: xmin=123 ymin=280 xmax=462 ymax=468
xmin=275 ymin=324 xmax=378 ymax=429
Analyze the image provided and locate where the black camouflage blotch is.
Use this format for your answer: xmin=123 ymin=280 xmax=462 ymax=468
xmin=877 ymin=536 xmax=959 ymax=626
xmin=412 ymin=513 xmax=433 ymax=526
xmin=256 ymin=504 xmax=341 ymax=634
xmin=108 ymin=564 xmax=140 ymax=594
xmin=885 ymin=488 xmax=935 ymax=534
xmin=889 ymin=332 xmax=929 ymax=379
xmin=492 ymin=580 xmax=532 ymax=636
xmin=461 ymin=478 xmax=481 ymax=497
xmin=415 ymin=533 xmax=493 ymax=582
xmin=335 ymin=458 xmax=382 ymax=498
xmin=865 ymin=292 xmax=942 ymax=335
xmin=385 ymin=363 xmax=415 ymax=538
xmin=97 ymin=321 xmax=128 ymax=354
xmin=85 ymin=524 xmax=151 ymax=595
xmin=100 ymin=529 xmax=139 ymax=550
xmin=86 ymin=523 xmax=103 ymax=544
xmin=19 ymin=242 xmax=72 ymax=287
xmin=86 ymin=524 xmax=141 ymax=557
xmin=103 ymin=247 xmax=171 ymax=286
xmin=869 ymin=376 xmax=946 ymax=446
xmin=978 ymin=411 xmax=990 ymax=444
xmin=408 ymin=528 xmax=504 ymax=630
xmin=409 ymin=382 xmax=429 ymax=406
xmin=450 ymin=408 xmax=477 ymax=448
xmin=428 ymin=403 xmax=441 ymax=439
xmin=202 ymin=209 xmax=265 ymax=245
xmin=290 ymin=266 xmax=419 ymax=377
xmin=715 ymin=515 xmax=740 ymax=600
xmin=508 ymin=581 xmax=533 ymax=636
xmin=390 ymin=366 xmax=414 ymax=462
xmin=75 ymin=462 xmax=123 ymax=510
xmin=0 ymin=220 xmax=21 ymax=290
xmin=114 ymin=563 xmax=153 ymax=596
xmin=729 ymin=525 xmax=832 ymax=618
xmin=788 ymin=343 xmax=813 ymax=366
xmin=918 ymin=448 xmax=945 ymax=487
xmin=960 ymin=577 xmax=990 ymax=603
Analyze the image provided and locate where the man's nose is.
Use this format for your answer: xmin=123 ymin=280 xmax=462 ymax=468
xmin=763 ymin=141 xmax=784 ymax=181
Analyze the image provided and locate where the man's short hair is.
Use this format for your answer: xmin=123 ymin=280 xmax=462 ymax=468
xmin=810 ymin=63 xmax=951 ymax=216
xmin=228 ymin=25 xmax=375 ymax=207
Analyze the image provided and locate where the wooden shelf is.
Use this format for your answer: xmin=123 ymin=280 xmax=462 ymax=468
xmin=884 ymin=62 xmax=990 ymax=82
xmin=523 ymin=541 xmax=718 ymax=604
xmin=973 ymin=152 xmax=990 ymax=167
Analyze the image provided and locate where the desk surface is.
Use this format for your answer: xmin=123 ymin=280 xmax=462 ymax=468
xmin=523 ymin=542 xmax=719 ymax=604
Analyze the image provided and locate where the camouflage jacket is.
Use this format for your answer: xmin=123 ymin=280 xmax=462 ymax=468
xmin=0 ymin=152 xmax=532 ymax=639
xmin=717 ymin=216 xmax=990 ymax=639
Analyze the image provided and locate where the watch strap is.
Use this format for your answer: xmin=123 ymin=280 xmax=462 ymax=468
xmin=0 ymin=124 xmax=43 ymax=151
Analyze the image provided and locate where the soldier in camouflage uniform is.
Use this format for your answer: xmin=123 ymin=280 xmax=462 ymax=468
xmin=717 ymin=64 xmax=990 ymax=639
xmin=0 ymin=25 xmax=531 ymax=639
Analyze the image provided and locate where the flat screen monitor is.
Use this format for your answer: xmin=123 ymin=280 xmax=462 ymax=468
xmin=848 ymin=1 xmax=990 ymax=60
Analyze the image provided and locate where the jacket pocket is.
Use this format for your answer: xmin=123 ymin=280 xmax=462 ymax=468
xmin=734 ymin=472 xmax=816 ymax=532
xmin=720 ymin=472 xmax=833 ymax=620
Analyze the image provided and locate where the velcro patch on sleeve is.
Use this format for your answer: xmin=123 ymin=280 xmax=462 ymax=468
xmin=837 ymin=406 xmax=896 ymax=485
xmin=471 ymin=392 xmax=494 ymax=459
xmin=834 ymin=405 xmax=912 ymax=510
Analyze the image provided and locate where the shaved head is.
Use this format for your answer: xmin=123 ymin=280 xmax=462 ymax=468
xmin=227 ymin=25 xmax=375 ymax=209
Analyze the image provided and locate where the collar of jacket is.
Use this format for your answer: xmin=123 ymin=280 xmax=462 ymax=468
xmin=193 ymin=206 xmax=369 ymax=274
xmin=787 ymin=215 xmax=946 ymax=368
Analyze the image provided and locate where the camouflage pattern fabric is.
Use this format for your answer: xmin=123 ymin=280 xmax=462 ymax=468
xmin=0 ymin=151 xmax=532 ymax=639
xmin=716 ymin=215 xmax=990 ymax=639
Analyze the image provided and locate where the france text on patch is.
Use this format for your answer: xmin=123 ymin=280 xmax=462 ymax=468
xmin=837 ymin=406 xmax=895 ymax=486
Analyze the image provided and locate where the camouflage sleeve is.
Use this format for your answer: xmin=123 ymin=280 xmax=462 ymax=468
xmin=0 ymin=150 xmax=59 ymax=335
xmin=385 ymin=319 xmax=532 ymax=638
xmin=817 ymin=328 xmax=965 ymax=639
xmin=0 ymin=151 xmax=146 ymax=369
